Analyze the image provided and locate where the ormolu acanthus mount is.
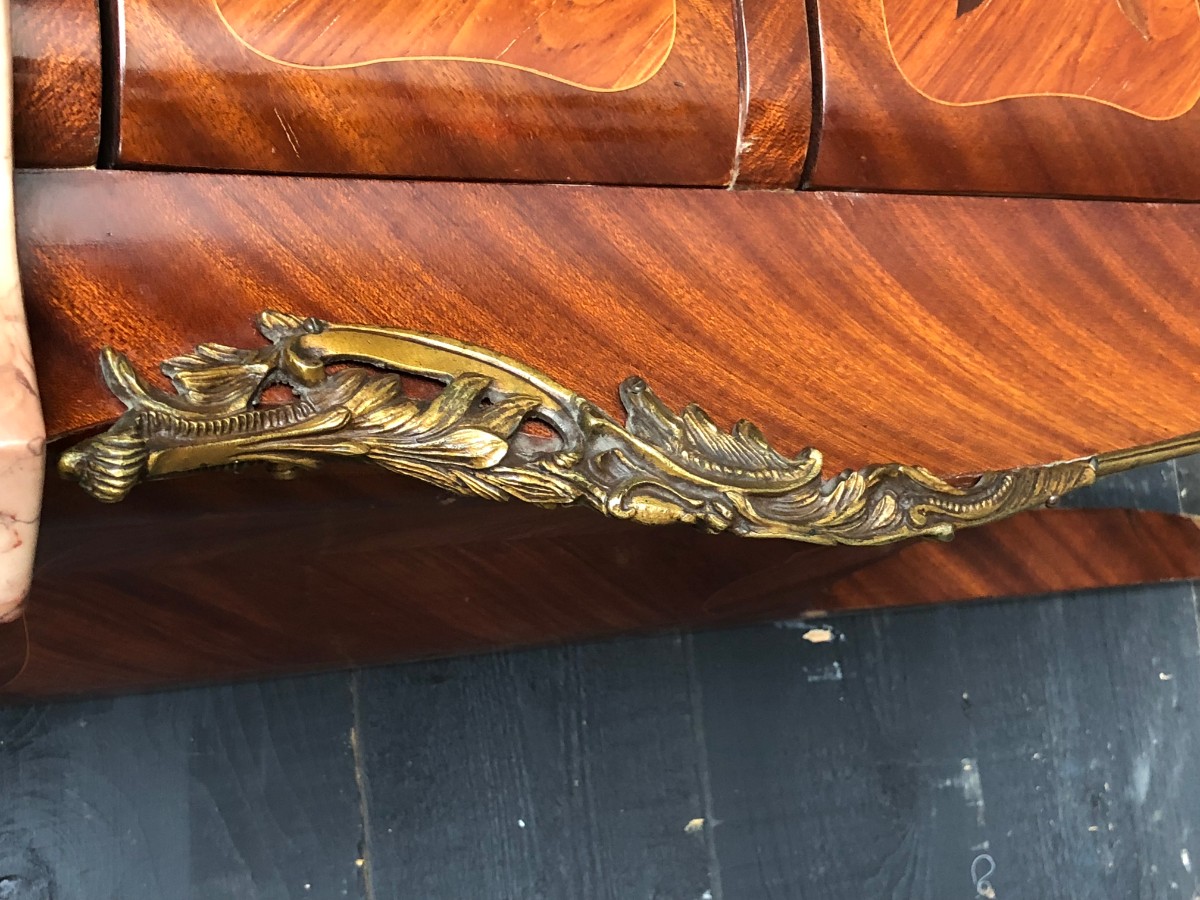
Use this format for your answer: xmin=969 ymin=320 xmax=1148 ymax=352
xmin=59 ymin=311 xmax=1200 ymax=547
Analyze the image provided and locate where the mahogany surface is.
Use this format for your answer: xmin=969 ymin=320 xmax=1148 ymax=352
xmin=731 ymin=0 xmax=813 ymax=188
xmin=12 ymin=0 xmax=101 ymax=168
xmin=810 ymin=0 xmax=1200 ymax=199
xmin=18 ymin=170 xmax=1200 ymax=478
xmin=112 ymin=0 xmax=742 ymax=185
xmin=4 ymin=457 xmax=1199 ymax=699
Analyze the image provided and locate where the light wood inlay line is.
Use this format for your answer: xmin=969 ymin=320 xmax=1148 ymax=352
xmin=212 ymin=0 xmax=679 ymax=92
xmin=882 ymin=0 xmax=1200 ymax=119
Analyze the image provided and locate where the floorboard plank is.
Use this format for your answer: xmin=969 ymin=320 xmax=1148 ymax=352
xmin=354 ymin=635 xmax=713 ymax=900
xmin=0 ymin=674 xmax=365 ymax=900
xmin=695 ymin=584 xmax=1200 ymax=900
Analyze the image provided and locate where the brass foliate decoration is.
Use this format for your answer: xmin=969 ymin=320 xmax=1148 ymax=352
xmin=59 ymin=311 xmax=1197 ymax=546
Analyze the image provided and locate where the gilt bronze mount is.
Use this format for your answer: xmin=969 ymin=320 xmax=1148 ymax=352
xmin=59 ymin=311 xmax=1200 ymax=547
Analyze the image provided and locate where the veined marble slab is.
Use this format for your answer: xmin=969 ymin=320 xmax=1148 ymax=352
xmin=0 ymin=0 xmax=46 ymax=622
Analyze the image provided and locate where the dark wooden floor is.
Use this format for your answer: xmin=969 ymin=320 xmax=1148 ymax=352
xmin=2 ymin=459 xmax=1200 ymax=900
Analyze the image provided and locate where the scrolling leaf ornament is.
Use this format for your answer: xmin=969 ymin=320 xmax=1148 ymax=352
xmin=59 ymin=311 xmax=1191 ymax=547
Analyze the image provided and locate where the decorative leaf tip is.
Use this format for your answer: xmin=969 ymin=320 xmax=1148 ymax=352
xmin=257 ymin=310 xmax=309 ymax=342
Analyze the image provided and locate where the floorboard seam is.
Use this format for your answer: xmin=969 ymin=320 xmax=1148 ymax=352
xmin=1189 ymin=582 xmax=1200 ymax=667
xmin=684 ymin=632 xmax=725 ymax=900
xmin=350 ymin=670 xmax=378 ymax=900
xmin=1174 ymin=459 xmax=1200 ymax=674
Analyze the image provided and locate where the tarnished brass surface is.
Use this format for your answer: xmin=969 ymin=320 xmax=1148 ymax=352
xmin=58 ymin=312 xmax=1200 ymax=546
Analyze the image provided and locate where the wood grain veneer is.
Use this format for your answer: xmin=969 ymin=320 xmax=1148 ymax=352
xmin=731 ymin=0 xmax=814 ymax=188
xmin=810 ymin=0 xmax=1200 ymax=198
xmin=12 ymin=0 xmax=101 ymax=168
xmin=112 ymin=0 xmax=741 ymax=184
xmin=17 ymin=170 xmax=1200 ymax=478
